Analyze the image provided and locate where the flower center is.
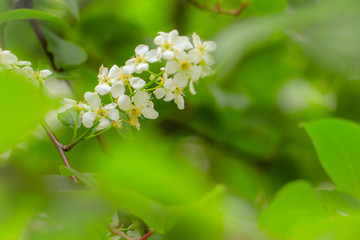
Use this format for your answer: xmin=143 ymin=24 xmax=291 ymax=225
xmin=180 ymin=61 xmax=190 ymax=71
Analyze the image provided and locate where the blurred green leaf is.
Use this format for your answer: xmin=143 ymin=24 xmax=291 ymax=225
xmin=62 ymin=0 xmax=79 ymax=20
xmin=42 ymin=28 xmax=87 ymax=69
xmin=0 ymin=9 xmax=72 ymax=35
xmin=304 ymin=118 xmax=360 ymax=199
xmin=0 ymin=71 xmax=49 ymax=153
xmin=59 ymin=166 xmax=99 ymax=190
xmin=57 ymin=108 xmax=81 ymax=129
xmin=259 ymin=180 xmax=328 ymax=239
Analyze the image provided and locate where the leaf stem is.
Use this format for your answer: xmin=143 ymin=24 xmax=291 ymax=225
xmin=71 ymin=111 xmax=80 ymax=142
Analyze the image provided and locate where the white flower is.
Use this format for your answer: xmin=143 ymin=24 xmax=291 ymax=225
xmin=21 ymin=66 xmax=52 ymax=85
xmin=123 ymin=45 xmax=159 ymax=75
xmin=165 ymin=50 xmax=202 ymax=94
xmin=95 ymin=65 xmax=124 ymax=96
xmin=154 ymin=30 xmax=193 ymax=60
xmin=0 ymin=49 xmax=18 ymax=69
xmin=164 ymin=77 xmax=186 ymax=109
xmin=119 ymin=91 xmax=159 ymax=130
xmin=82 ymin=92 xmax=120 ymax=129
xmin=192 ymin=33 xmax=217 ymax=64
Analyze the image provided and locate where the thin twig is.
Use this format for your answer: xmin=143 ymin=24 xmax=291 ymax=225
xmin=186 ymin=0 xmax=248 ymax=16
xmin=109 ymin=227 xmax=136 ymax=240
xmin=140 ymin=231 xmax=154 ymax=240
xmin=42 ymin=123 xmax=78 ymax=182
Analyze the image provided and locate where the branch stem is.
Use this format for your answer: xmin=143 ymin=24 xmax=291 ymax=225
xmin=42 ymin=122 xmax=78 ymax=182
xmin=186 ymin=0 xmax=248 ymax=16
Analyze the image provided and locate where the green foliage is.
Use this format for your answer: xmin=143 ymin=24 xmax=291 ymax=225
xmin=0 ymin=9 xmax=72 ymax=34
xmin=304 ymin=118 xmax=360 ymax=198
xmin=42 ymin=28 xmax=87 ymax=69
xmin=62 ymin=0 xmax=79 ymax=20
xmin=0 ymin=71 xmax=49 ymax=153
xmin=57 ymin=108 xmax=81 ymax=129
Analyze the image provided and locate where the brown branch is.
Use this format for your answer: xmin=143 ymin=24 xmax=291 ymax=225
xmin=186 ymin=0 xmax=248 ymax=16
xmin=140 ymin=231 xmax=153 ymax=240
xmin=42 ymin=123 xmax=78 ymax=182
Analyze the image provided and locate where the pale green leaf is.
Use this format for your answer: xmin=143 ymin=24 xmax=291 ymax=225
xmin=62 ymin=0 xmax=79 ymax=20
xmin=42 ymin=28 xmax=87 ymax=68
xmin=304 ymin=118 xmax=360 ymax=199
xmin=0 ymin=9 xmax=72 ymax=34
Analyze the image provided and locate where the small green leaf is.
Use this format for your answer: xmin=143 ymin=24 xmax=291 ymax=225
xmin=42 ymin=28 xmax=87 ymax=68
xmin=0 ymin=9 xmax=72 ymax=35
xmin=304 ymin=118 xmax=360 ymax=199
xmin=59 ymin=166 xmax=99 ymax=190
xmin=62 ymin=0 xmax=79 ymax=20
xmin=57 ymin=108 xmax=81 ymax=129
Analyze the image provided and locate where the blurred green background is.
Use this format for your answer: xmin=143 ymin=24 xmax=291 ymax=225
xmin=1 ymin=0 xmax=360 ymax=239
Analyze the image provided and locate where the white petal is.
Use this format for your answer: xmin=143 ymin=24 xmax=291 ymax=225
xmin=133 ymin=91 xmax=149 ymax=107
xmin=17 ymin=61 xmax=31 ymax=66
xmin=154 ymin=88 xmax=166 ymax=99
xmin=135 ymin=44 xmax=149 ymax=57
xmin=98 ymin=65 xmax=109 ymax=77
xmin=189 ymin=66 xmax=202 ymax=81
xmin=163 ymin=50 xmax=175 ymax=60
xmin=173 ymin=72 xmax=188 ymax=88
xmin=165 ymin=60 xmax=178 ymax=75
xmin=63 ymin=98 xmax=77 ymax=105
xmin=82 ymin=111 xmax=96 ymax=128
xmin=164 ymin=91 xmax=174 ymax=101
xmin=103 ymin=103 xmax=117 ymax=110
xmin=192 ymin=32 xmax=201 ymax=48
xmin=164 ymin=78 xmax=176 ymax=91
xmin=201 ymin=65 xmax=214 ymax=77
xmin=84 ymin=92 xmax=101 ymax=110
xmin=130 ymin=77 xmax=146 ymax=89
xmin=154 ymin=35 xmax=165 ymax=46
xmin=108 ymin=108 xmax=120 ymax=121
xmin=39 ymin=69 xmax=52 ymax=79
xmin=174 ymin=94 xmax=185 ymax=110
xmin=204 ymin=41 xmax=217 ymax=52
xmin=110 ymin=82 xmax=125 ymax=98
xmin=188 ymin=49 xmax=202 ymax=64
xmin=168 ymin=30 xmax=179 ymax=42
xmin=141 ymin=107 xmax=159 ymax=119
xmin=108 ymin=64 xmax=121 ymax=79
xmin=145 ymin=49 xmax=160 ymax=63
xmin=174 ymin=36 xmax=193 ymax=50
xmin=135 ymin=63 xmax=149 ymax=73
xmin=2 ymin=51 xmax=18 ymax=64
xmin=96 ymin=118 xmax=111 ymax=130
xmin=95 ymin=83 xmax=111 ymax=95
xmin=189 ymin=80 xmax=197 ymax=95
xmin=175 ymin=50 xmax=187 ymax=62
xmin=118 ymin=95 xmax=132 ymax=111
xmin=123 ymin=64 xmax=135 ymax=75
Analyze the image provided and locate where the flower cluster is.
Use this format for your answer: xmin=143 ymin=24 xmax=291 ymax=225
xmin=59 ymin=30 xmax=216 ymax=131
xmin=0 ymin=48 xmax=52 ymax=86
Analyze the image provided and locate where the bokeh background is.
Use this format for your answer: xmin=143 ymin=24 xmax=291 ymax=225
xmin=1 ymin=0 xmax=360 ymax=239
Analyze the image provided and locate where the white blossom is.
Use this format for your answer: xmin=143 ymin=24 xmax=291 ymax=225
xmin=123 ymin=45 xmax=159 ymax=75
xmin=154 ymin=30 xmax=193 ymax=60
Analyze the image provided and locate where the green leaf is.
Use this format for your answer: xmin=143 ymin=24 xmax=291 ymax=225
xmin=42 ymin=28 xmax=87 ymax=68
xmin=259 ymin=180 xmax=328 ymax=239
xmin=57 ymin=108 xmax=81 ymax=129
xmin=62 ymin=0 xmax=79 ymax=20
xmin=59 ymin=166 xmax=99 ymax=190
xmin=0 ymin=71 xmax=49 ymax=153
xmin=304 ymin=118 xmax=360 ymax=199
xmin=0 ymin=9 xmax=72 ymax=35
